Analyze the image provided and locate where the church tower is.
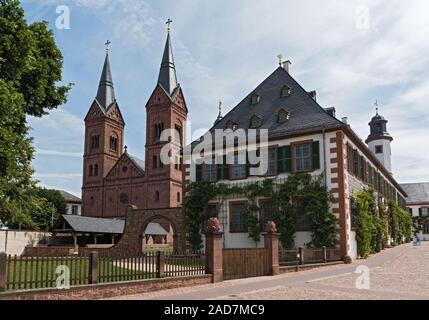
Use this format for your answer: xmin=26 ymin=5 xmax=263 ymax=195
xmin=145 ymin=22 xmax=188 ymax=209
xmin=82 ymin=46 xmax=125 ymax=217
xmin=366 ymin=105 xmax=393 ymax=173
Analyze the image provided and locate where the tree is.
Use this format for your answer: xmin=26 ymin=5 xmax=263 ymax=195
xmin=37 ymin=188 xmax=67 ymax=216
xmin=0 ymin=0 xmax=71 ymax=227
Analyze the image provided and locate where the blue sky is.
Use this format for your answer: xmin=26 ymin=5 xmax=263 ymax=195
xmin=22 ymin=0 xmax=429 ymax=196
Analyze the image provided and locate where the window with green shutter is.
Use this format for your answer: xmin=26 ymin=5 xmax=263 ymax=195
xmin=195 ymin=163 xmax=202 ymax=182
xmin=216 ymin=155 xmax=229 ymax=180
xmin=277 ymin=145 xmax=292 ymax=173
xmin=346 ymin=143 xmax=350 ymax=172
xmin=312 ymin=141 xmax=320 ymax=170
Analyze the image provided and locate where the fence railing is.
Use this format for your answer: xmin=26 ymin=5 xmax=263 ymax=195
xmin=0 ymin=251 xmax=206 ymax=292
xmin=278 ymin=247 xmax=341 ymax=266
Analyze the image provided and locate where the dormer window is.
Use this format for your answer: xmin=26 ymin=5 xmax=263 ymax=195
xmin=281 ymin=85 xmax=291 ymax=97
xmin=249 ymin=115 xmax=262 ymax=128
xmin=226 ymin=120 xmax=237 ymax=131
xmin=278 ymin=108 xmax=290 ymax=123
xmin=250 ymin=93 xmax=261 ymax=105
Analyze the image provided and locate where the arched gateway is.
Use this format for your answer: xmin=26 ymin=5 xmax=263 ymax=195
xmin=108 ymin=205 xmax=186 ymax=254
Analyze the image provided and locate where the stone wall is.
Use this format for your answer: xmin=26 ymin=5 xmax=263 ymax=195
xmin=0 ymin=275 xmax=211 ymax=300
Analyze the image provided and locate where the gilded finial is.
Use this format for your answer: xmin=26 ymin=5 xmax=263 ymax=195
xmin=166 ymin=18 xmax=173 ymax=33
xmin=105 ymin=40 xmax=111 ymax=54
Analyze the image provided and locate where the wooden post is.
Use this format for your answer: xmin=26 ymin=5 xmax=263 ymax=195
xmin=89 ymin=251 xmax=99 ymax=284
xmin=323 ymin=246 xmax=327 ymax=263
xmin=205 ymin=218 xmax=223 ymax=283
xmin=299 ymin=247 xmax=304 ymax=265
xmin=263 ymin=221 xmax=280 ymax=276
xmin=0 ymin=252 xmax=6 ymax=292
xmin=111 ymin=235 xmax=115 ymax=245
xmin=156 ymin=252 xmax=165 ymax=278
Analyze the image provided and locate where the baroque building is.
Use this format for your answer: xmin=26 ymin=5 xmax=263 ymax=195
xmin=186 ymin=61 xmax=407 ymax=260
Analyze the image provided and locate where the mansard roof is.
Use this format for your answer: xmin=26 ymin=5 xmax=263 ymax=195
xmin=210 ymin=66 xmax=344 ymax=137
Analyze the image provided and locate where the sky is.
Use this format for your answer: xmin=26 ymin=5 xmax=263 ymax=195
xmin=21 ymin=0 xmax=429 ymax=197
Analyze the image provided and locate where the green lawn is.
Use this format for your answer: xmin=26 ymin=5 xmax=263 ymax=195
xmin=6 ymin=257 xmax=154 ymax=291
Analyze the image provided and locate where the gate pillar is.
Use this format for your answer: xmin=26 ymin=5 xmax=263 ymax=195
xmin=263 ymin=221 xmax=280 ymax=276
xmin=205 ymin=218 xmax=223 ymax=283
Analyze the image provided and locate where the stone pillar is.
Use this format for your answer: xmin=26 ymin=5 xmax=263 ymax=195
xmin=205 ymin=218 xmax=223 ymax=283
xmin=263 ymin=221 xmax=280 ymax=276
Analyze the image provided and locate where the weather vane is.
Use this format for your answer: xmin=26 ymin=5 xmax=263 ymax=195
xmin=277 ymin=54 xmax=283 ymax=66
xmin=374 ymin=100 xmax=379 ymax=114
xmin=218 ymin=100 xmax=222 ymax=112
xmin=105 ymin=40 xmax=111 ymax=53
xmin=166 ymin=18 xmax=173 ymax=33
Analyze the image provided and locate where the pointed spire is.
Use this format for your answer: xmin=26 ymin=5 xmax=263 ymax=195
xmin=96 ymin=42 xmax=116 ymax=109
xmin=158 ymin=20 xmax=178 ymax=95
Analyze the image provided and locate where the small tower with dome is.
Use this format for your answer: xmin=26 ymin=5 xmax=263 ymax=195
xmin=365 ymin=102 xmax=393 ymax=173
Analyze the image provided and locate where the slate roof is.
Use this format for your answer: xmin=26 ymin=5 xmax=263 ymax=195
xmin=158 ymin=33 xmax=178 ymax=96
xmin=126 ymin=153 xmax=145 ymax=174
xmin=210 ymin=67 xmax=344 ymax=137
xmin=96 ymin=53 xmax=116 ymax=110
xmin=400 ymin=183 xmax=429 ymax=204
xmin=145 ymin=222 xmax=168 ymax=236
xmin=59 ymin=191 xmax=81 ymax=204
xmin=61 ymin=215 xmax=124 ymax=234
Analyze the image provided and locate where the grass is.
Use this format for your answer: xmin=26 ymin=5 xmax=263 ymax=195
xmin=5 ymin=257 xmax=154 ymax=291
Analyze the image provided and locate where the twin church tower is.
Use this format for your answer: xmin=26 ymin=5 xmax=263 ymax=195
xmin=81 ymin=27 xmax=187 ymax=218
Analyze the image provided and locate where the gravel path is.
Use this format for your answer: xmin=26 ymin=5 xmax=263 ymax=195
xmin=106 ymin=242 xmax=428 ymax=300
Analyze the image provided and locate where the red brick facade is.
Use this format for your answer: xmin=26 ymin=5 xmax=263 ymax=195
xmin=81 ymin=85 xmax=187 ymax=218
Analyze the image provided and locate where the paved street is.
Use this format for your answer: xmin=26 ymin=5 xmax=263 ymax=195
xmin=107 ymin=242 xmax=429 ymax=300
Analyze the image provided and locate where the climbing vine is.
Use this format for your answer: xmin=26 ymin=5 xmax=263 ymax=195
xmin=183 ymin=173 xmax=337 ymax=251
xmin=353 ymin=189 xmax=412 ymax=259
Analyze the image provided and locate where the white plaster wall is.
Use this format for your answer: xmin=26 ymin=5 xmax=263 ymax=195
xmin=349 ymin=231 xmax=357 ymax=259
xmin=368 ymin=139 xmax=392 ymax=173
xmin=0 ymin=230 xmax=51 ymax=255
xmin=66 ymin=203 xmax=82 ymax=215
xmin=409 ymin=205 xmax=429 ymax=241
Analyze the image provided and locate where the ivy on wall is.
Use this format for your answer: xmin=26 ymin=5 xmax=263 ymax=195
xmin=183 ymin=173 xmax=337 ymax=251
xmin=352 ymin=189 xmax=412 ymax=259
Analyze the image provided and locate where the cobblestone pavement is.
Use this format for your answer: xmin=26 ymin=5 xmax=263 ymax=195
xmin=106 ymin=242 xmax=429 ymax=300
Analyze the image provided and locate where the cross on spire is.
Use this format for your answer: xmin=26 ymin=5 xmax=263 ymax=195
xmin=374 ymin=100 xmax=379 ymax=114
xmin=218 ymin=100 xmax=222 ymax=112
xmin=166 ymin=18 xmax=173 ymax=33
xmin=105 ymin=40 xmax=111 ymax=53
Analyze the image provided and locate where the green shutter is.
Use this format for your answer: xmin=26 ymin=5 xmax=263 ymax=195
xmin=246 ymin=152 xmax=250 ymax=177
xmin=312 ymin=141 xmax=320 ymax=170
xmin=277 ymin=146 xmax=285 ymax=173
xmin=284 ymin=145 xmax=292 ymax=172
xmin=196 ymin=164 xmax=202 ymax=182
xmin=223 ymin=155 xmax=229 ymax=180
xmin=346 ymin=143 xmax=350 ymax=172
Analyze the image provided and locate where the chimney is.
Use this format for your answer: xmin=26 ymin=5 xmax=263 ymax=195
xmin=342 ymin=117 xmax=348 ymax=124
xmin=282 ymin=60 xmax=292 ymax=74
xmin=324 ymin=107 xmax=336 ymax=118
xmin=308 ymin=90 xmax=317 ymax=101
